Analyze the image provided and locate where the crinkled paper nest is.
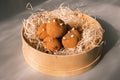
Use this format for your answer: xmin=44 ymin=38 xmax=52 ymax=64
xmin=23 ymin=6 xmax=103 ymax=55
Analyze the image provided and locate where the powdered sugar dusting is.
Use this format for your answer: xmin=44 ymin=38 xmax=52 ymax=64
xmin=71 ymin=34 xmax=74 ymax=38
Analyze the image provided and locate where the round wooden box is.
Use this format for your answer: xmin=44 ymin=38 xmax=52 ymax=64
xmin=21 ymin=14 xmax=103 ymax=76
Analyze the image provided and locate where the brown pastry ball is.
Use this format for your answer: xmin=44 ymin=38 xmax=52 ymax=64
xmin=62 ymin=33 xmax=79 ymax=48
xmin=46 ymin=18 xmax=67 ymax=38
xmin=70 ymin=28 xmax=82 ymax=40
xmin=62 ymin=28 xmax=81 ymax=48
xmin=43 ymin=37 xmax=61 ymax=51
xmin=36 ymin=23 xmax=48 ymax=40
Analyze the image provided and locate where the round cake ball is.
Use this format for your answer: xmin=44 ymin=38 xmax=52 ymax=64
xmin=36 ymin=23 xmax=48 ymax=40
xmin=46 ymin=18 xmax=67 ymax=38
xmin=62 ymin=29 xmax=81 ymax=48
xmin=43 ymin=37 xmax=61 ymax=51
xmin=70 ymin=28 xmax=82 ymax=40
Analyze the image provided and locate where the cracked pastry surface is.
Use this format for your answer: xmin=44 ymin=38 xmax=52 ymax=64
xmin=62 ymin=28 xmax=82 ymax=48
xmin=46 ymin=18 xmax=67 ymax=38
xmin=36 ymin=23 xmax=48 ymax=40
xmin=42 ymin=36 xmax=62 ymax=51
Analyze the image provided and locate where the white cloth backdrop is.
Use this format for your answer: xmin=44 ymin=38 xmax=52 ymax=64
xmin=0 ymin=0 xmax=120 ymax=80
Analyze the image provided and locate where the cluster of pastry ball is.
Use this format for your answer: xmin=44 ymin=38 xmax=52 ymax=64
xmin=36 ymin=18 xmax=82 ymax=52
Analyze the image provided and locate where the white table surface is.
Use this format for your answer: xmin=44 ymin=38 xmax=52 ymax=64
xmin=0 ymin=0 xmax=120 ymax=80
